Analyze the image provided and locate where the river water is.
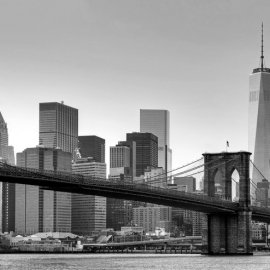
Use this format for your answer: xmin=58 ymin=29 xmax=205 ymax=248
xmin=0 ymin=253 xmax=269 ymax=270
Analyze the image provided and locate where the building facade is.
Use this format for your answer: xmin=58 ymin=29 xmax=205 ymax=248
xmin=144 ymin=166 xmax=165 ymax=187
xmin=133 ymin=206 xmax=172 ymax=233
xmin=0 ymin=112 xmax=15 ymax=233
xmin=15 ymin=147 xmax=72 ymax=235
xmin=255 ymin=179 xmax=269 ymax=207
xmin=39 ymin=102 xmax=78 ymax=159
xmin=249 ymin=28 xmax=270 ymax=196
xmin=140 ymin=109 xmax=172 ymax=175
xmin=173 ymin=177 xmax=196 ymax=192
xmin=72 ymin=158 xmax=106 ymax=235
xmin=78 ymin=136 xmax=105 ymax=163
xmin=126 ymin=132 xmax=158 ymax=177
xmin=107 ymin=141 xmax=136 ymax=231
xmin=169 ymin=177 xmax=201 ymax=236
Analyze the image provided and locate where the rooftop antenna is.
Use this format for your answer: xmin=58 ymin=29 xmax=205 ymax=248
xmin=261 ymin=22 xmax=265 ymax=69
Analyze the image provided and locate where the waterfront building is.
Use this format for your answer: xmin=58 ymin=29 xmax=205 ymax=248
xmin=78 ymin=136 xmax=105 ymax=163
xmin=192 ymin=210 xmax=204 ymax=236
xmin=15 ymin=146 xmax=72 ymax=235
xmin=249 ymin=25 xmax=270 ymax=195
xmin=126 ymin=132 xmax=158 ymax=177
xmin=39 ymin=102 xmax=78 ymax=160
xmin=252 ymin=222 xmax=267 ymax=241
xmin=133 ymin=206 xmax=172 ymax=233
xmin=71 ymin=157 xmax=106 ymax=235
xmin=0 ymin=112 xmax=15 ymax=233
xmin=140 ymin=109 xmax=172 ymax=175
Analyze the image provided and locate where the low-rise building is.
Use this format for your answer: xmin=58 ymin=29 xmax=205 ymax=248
xmin=133 ymin=206 xmax=171 ymax=233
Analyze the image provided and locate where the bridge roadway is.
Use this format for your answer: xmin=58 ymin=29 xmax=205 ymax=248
xmin=0 ymin=162 xmax=270 ymax=221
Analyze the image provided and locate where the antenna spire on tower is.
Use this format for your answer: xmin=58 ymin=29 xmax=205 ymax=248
xmin=261 ymin=22 xmax=264 ymax=69
xmin=253 ymin=23 xmax=270 ymax=73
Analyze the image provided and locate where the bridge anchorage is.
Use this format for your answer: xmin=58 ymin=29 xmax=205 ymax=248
xmin=202 ymin=151 xmax=252 ymax=255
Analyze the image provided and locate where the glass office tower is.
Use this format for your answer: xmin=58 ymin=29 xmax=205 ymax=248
xmin=39 ymin=102 xmax=78 ymax=159
xmin=126 ymin=132 xmax=158 ymax=177
xmin=140 ymin=109 xmax=172 ymax=175
xmin=78 ymin=136 xmax=105 ymax=163
xmin=249 ymin=26 xmax=270 ymax=198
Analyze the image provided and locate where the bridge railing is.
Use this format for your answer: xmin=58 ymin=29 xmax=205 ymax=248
xmin=0 ymin=162 xmax=237 ymax=208
xmin=80 ymin=175 xmax=237 ymax=208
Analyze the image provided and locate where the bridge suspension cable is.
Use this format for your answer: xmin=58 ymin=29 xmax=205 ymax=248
xmin=231 ymin=177 xmax=258 ymax=203
xmin=143 ymin=157 xmax=237 ymax=187
xmin=180 ymin=158 xmax=237 ymax=179
xmin=142 ymin=156 xmax=228 ymax=186
xmin=249 ymin=159 xmax=266 ymax=180
xmin=139 ymin=157 xmax=204 ymax=184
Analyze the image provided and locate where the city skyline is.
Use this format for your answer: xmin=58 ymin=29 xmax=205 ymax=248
xmin=1 ymin=1 xmax=270 ymax=170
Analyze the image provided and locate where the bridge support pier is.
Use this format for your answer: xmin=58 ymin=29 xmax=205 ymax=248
xmin=202 ymin=152 xmax=253 ymax=255
xmin=202 ymin=211 xmax=252 ymax=255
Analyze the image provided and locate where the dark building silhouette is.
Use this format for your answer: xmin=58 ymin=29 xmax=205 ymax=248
xmin=126 ymin=132 xmax=158 ymax=177
xmin=78 ymin=136 xmax=105 ymax=163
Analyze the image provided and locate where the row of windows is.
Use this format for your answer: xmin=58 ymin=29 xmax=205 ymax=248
xmin=249 ymin=90 xmax=270 ymax=102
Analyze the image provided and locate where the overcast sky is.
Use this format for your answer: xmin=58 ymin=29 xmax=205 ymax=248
xmin=0 ymin=0 xmax=269 ymax=171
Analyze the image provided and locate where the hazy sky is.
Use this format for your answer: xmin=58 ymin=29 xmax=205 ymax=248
xmin=0 ymin=0 xmax=269 ymax=170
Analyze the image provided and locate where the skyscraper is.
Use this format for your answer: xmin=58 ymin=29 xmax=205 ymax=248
xmin=0 ymin=112 xmax=15 ymax=233
xmin=126 ymin=132 xmax=158 ymax=177
xmin=107 ymin=141 xmax=136 ymax=230
xmin=248 ymin=25 xmax=270 ymax=193
xmin=39 ymin=102 xmax=78 ymax=159
xmin=16 ymin=147 xmax=72 ymax=234
xmin=78 ymin=136 xmax=105 ymax=163
xmin=140 ymin=109 xmax=172 ymax=175
xmin=72 ymin=157 xmax=106 ymax=235
xmin=0 ymin=112 xmax=14 ymax=165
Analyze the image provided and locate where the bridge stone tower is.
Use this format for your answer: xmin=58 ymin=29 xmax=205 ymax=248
xmin=202 ymin=151 xmax=252 ymax=255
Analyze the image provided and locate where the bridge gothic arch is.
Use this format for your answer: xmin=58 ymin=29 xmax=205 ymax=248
xmin=230 ymin=167 xmax=240 ymax=202
xmin=203 ymin=151 xmax=251 ymax=206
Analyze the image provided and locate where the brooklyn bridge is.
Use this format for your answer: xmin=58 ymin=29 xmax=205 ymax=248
xmin=1 ymin=151 xmax=270 ymax=255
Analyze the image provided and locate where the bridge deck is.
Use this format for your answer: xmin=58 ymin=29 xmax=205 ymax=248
xmin=0 ymin=162 xmax=270 ymax=220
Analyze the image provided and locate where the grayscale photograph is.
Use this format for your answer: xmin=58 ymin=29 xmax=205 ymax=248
xmin=0 ymin=0 xmax=269 ymax=269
